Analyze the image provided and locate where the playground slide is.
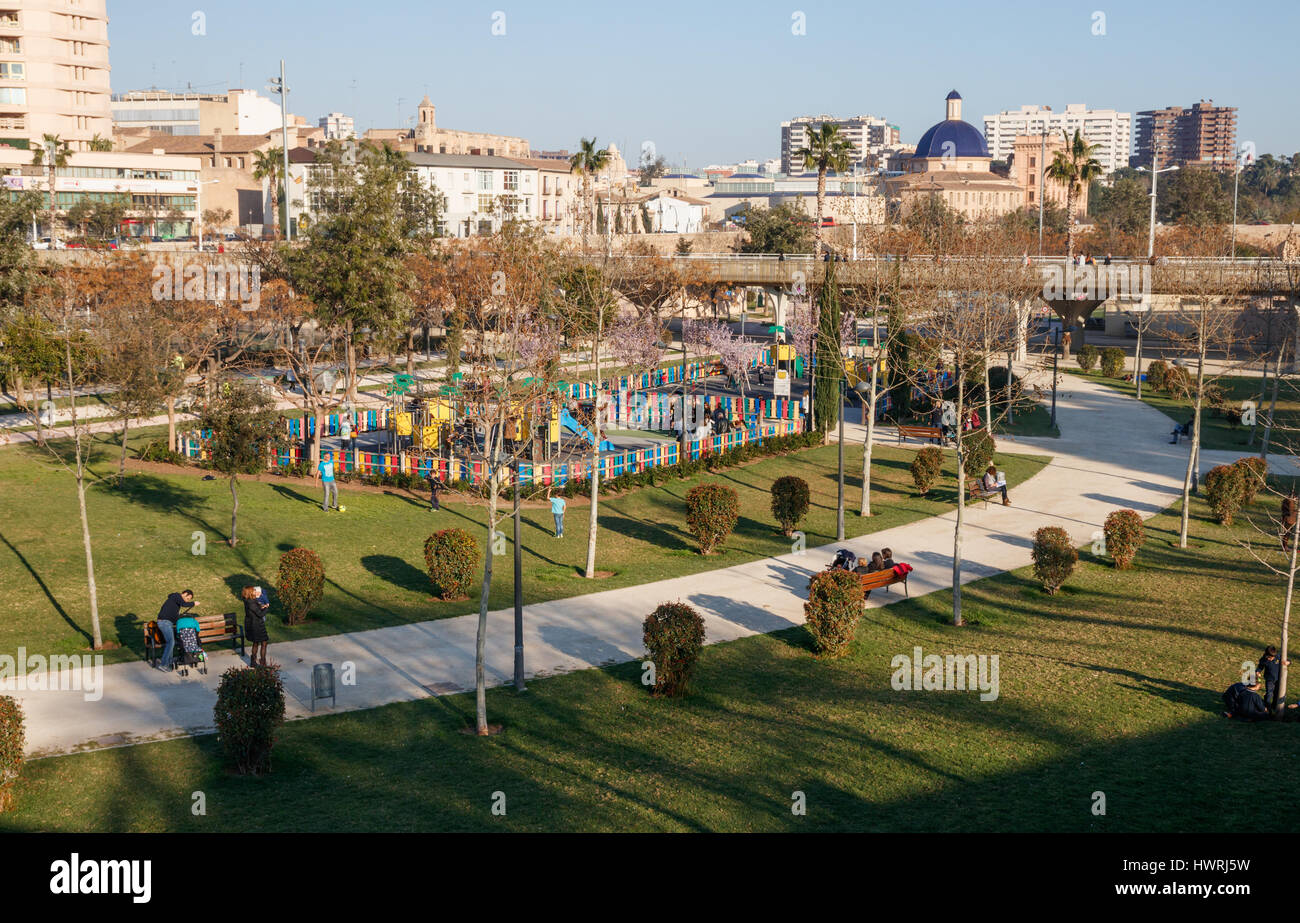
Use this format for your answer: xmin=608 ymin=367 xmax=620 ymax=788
xmin=560 ymin=407 xmax=615 ymax=452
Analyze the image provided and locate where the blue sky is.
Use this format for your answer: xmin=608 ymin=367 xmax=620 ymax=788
xmin=108 ymin=0 xmax=1299 ymax=165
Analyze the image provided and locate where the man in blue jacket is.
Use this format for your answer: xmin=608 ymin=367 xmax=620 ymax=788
xmin=1257 ymin=646 xmax=1289 ymax=712
xmin=155 ymin=589 xmax=195 ymax=670
xmin=1222 ymin=679 xmax=1269 ymax=721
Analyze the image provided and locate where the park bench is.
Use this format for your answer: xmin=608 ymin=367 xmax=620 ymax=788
xmin=897 ymin=424 xmax=944 ymax=445
xmin=145 ymin=613 xmax=245 ymax=667
xmin=859 ymin=566 xmax=909 ymax=599
xmin=966 ymin=478 xmax=1004 ymax=509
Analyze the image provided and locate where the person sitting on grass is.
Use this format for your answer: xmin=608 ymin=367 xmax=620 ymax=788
xmin=1222 ymin=678 xmax=1270 ymax=721
xmin=981 ymin=465 xmax=1010 ymax=506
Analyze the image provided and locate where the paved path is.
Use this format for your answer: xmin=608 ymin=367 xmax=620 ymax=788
xmin=10 ymin=371 xmax=1293 ymax=757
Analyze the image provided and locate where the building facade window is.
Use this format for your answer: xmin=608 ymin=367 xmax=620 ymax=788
xmin=476 ymin=170 xmax=492 ymax=192
xmin=0 ymin=86 xmax=23 ymax=104
xmin=0 ymin=61 xmax=22 ymax=79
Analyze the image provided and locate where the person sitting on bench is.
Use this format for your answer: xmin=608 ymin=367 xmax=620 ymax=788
xmin=981 ymin=465 xmax=1010 ymax=505
xmin=880 ymin=547 xmax=896 ymax=570
xmin=1170 ymin=416 xmax=1194 ymax=444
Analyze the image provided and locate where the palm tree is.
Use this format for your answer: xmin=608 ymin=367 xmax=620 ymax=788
xmin=795 ymin=123 xmax=853 ymax=255
xmin=30 ymin=134 xmax=71 ymax=246
xmin=252 ymin=147 xmax=285 ymax=238
xmin=1046 ymin=129 xmax=1103 ymax=257
xmin=87 ymin=134 xmax=113 ymax=152
xmin=569 ymin=138 xmax=609 ymax=253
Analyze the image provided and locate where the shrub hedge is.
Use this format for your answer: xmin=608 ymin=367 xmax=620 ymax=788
xmin=685 ymin=483 xmax=740 ymax=555
xmin=1103 ymin=509 xmax=1145 ymax=569
xmin=804 ymin=569 xmax=864 ymax=657
xmin=424 ymin=529 xmax=479 ymax=600
xmin=770 ymin=475 xmax=811 ymax=536
xmin=1032 ymin=526 xmax=1077 ymax=595
xmin=910 ymin=446 xmax=944 ymax=495
xmin=277 ymin=547 xmax=325 ymax=625
xmin=213 ymin=665 xmax=286 ymax=776
xmin=642 ymin=601 xmax=707 ymax=697
xmin=1204 ymin=464 xmax=1247 ymax=525
xmin=0 ymin=695 xmax=23 ymax=813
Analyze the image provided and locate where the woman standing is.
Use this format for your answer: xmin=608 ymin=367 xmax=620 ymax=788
xmin=242 ymin=586 xmax=270 ymax=666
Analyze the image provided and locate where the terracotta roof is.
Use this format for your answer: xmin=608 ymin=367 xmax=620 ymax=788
xmin=507 ymin=156 xmax=575 ymax=173
xmin=124 ymin=133 xmax=279 ymax=155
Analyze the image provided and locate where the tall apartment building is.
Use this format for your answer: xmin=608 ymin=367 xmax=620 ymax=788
xmin=318 ymin=111 xmax=354 ymax=140
xmin=982 ymin=104 xmax=1131 ymax=174
xmin=112 ymin=88 xmax=288 ymax=137
xmin=0 ymin=0 xmax=113 ymax=151
xmin=1132 ymin=100 xmax=1237 ymax=171
xmin=780 ymin=115 xmax=899 ymax=174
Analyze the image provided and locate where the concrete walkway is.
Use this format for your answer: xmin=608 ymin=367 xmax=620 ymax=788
xmin=10 ymin=371 xmax=1290 ymax=757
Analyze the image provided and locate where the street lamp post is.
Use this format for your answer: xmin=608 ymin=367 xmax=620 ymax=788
xmin=512 ymin=457 xmax=524 ymax=692
xmin=836 ymin=377 xmax=846 ymax=541
xmin=1138 ymin=153 xmax=1178 ymax=260
xmin=1050 ymin=326 xmax=1060 ymax=427
xmin=268 ymin=60 xmax=292 ymax=242
xmin=195 ymin=179 xmax=219 ymax=250
xmin=1230 ymin=145 xmax=1251 ymax=262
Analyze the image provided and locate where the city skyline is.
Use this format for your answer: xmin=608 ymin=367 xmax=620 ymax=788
xmin=105 ymin=0 xmax=1300 ymax=167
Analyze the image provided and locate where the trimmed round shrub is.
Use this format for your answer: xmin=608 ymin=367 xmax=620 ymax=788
xmin=0 ymin=695 xmax=24 ymax=813
xmin=1145 ymin=359 xmax=1168 ymax=392
xmin=685 ymin=483 xmax=739 ymax=555
xmin=770 ymin=475 xmax=811 ymax=536
xmin=1100 ymin=347 xmax=1126 ymax=379
xmin=804 ymin=569 xmax=865 ymax=657
xmin=424 ymin=529 xmax=478 ymax=600
xmin=910 ymin=446 xmax=944 ymax=495
xmin=961 ymin=428 xmax=997 ymax=479
xmin=1234 ymin=456 xmax=1268 ymax=505
xmin=1076 ymin=344 xmax=1100 ymax=372
xmin=1163 ymin=364 xmax=1191 ymax=398
xmin=277 ymin=547 xmax=324 ymax=625
xmin=1103 ymin=509 xmax=1145 ymax=569
xmin=213 ymin=665 xmax=286 ymax=776
xmin=1204 ymin=463 xmax=1247 ymax=525
xmin=642 ymin=602 xmax=706 ymax=697
xmin=1032 ymin=526 xmax=1078 ymax=595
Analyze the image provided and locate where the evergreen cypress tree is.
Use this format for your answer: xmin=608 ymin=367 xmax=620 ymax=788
xmin=813 ymin=259 xmax=842 ymax=433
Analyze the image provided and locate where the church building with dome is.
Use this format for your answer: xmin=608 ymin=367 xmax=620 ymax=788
xmin=884 ymin=90 xmax=1024 ymax=221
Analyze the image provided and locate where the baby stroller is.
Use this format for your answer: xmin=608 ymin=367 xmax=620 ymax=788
xmin=828 ymin=549 xmax=858 ymax=572
xmin=173 ymin=616 xmax=208 ymax=676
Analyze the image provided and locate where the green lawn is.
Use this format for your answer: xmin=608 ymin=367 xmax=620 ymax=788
xmin=5 ymin=491 xmax=1296 ymax=833
xmin=0 ymin=428 xmax=1048 ymax=665
xmin=1068 ymin=369 xmax=1298 ymax=452
xmin=993 ymin=399 xmax=1060 ymax=438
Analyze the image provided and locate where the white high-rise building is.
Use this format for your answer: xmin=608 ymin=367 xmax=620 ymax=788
xmin=318 ymin=112 xmax=354 ymax=140
xmin=0 ymin=0 xmax=113 ymax=151
xmin=780 ymin=114 xmax=899 ymax=174
xmin=982 ymin=104 xmax=1131 ymax=175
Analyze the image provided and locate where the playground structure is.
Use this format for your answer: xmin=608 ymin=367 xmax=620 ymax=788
xmin=175 ymin=343 xmax=823 ymax=486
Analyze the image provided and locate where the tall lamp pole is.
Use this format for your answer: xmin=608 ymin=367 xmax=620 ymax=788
xmin=268 ymin=60 xmax=293 ymax=242
xmin=1230 ymin=144 xmax=1250 ymax=262
xmin=1050 ymin=327 xmax=1060 ymax=428
xmin=512 ymin=457 xmax=524 ymax=691
xmin=836 ymin=377 xmax=846 ymax=541
xmin=1139 ymin=150 xmax=1178 ymax=260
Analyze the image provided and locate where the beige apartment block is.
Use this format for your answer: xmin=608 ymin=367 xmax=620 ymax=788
xmin=1009 ymin=134 xmax=1089 ymax=216
xmin=0 ymin=0 xmax=113 ymax=151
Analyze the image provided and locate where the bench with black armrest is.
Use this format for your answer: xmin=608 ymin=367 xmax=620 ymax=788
xmin=144 ymin=612 xmax=245 ymax=666
xmin=966 ymin=471 xmax=1007 ymax=509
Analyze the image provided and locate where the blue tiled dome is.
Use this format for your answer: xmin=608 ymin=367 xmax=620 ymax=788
xmin=913 ymin=119 xmax=989 ymax=159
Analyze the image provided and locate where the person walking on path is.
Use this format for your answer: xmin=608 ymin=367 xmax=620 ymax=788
xmin=549 ymin=489 xmax=566 ymax=538
xmin=242 ymin=586 xmax=270 ymax=667
xmin=154 ymin=589 xmax=195 ymax=671
xmin=318 ymin=451 xmax=339 ymax=512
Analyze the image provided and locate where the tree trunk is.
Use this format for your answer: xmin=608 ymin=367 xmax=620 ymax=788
xmin=166 ymin=395 xmax=177 ymax=452
xmin=815 ymin=169 xmax=827 ymax=255
xmin=1065 ymin=186 xmax=1077 ymax=257
xmin=1260 ymin=346 xmax=1283 ymax=458
xmin=344 ymin=321 xmax=359 ymax=403
xmin=229 ymin=475 xmax=239 ymax=547
xmin=117 ymin=416 xmax=130 ymax=486
xmin=476 ymin=465 xmax=501 ymax=735
xmin=1178 ymin=350 xmax=1206 ymax=548
xmin=66 ymin=340 xmax=102 ymax=649
xmin=1277 ymin=518 xmax=1297 ymax=715
xmin=405 ymin=329 xmax=416 ymax=377
xmin=860 ymin=361 xmax=878 ymax=517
